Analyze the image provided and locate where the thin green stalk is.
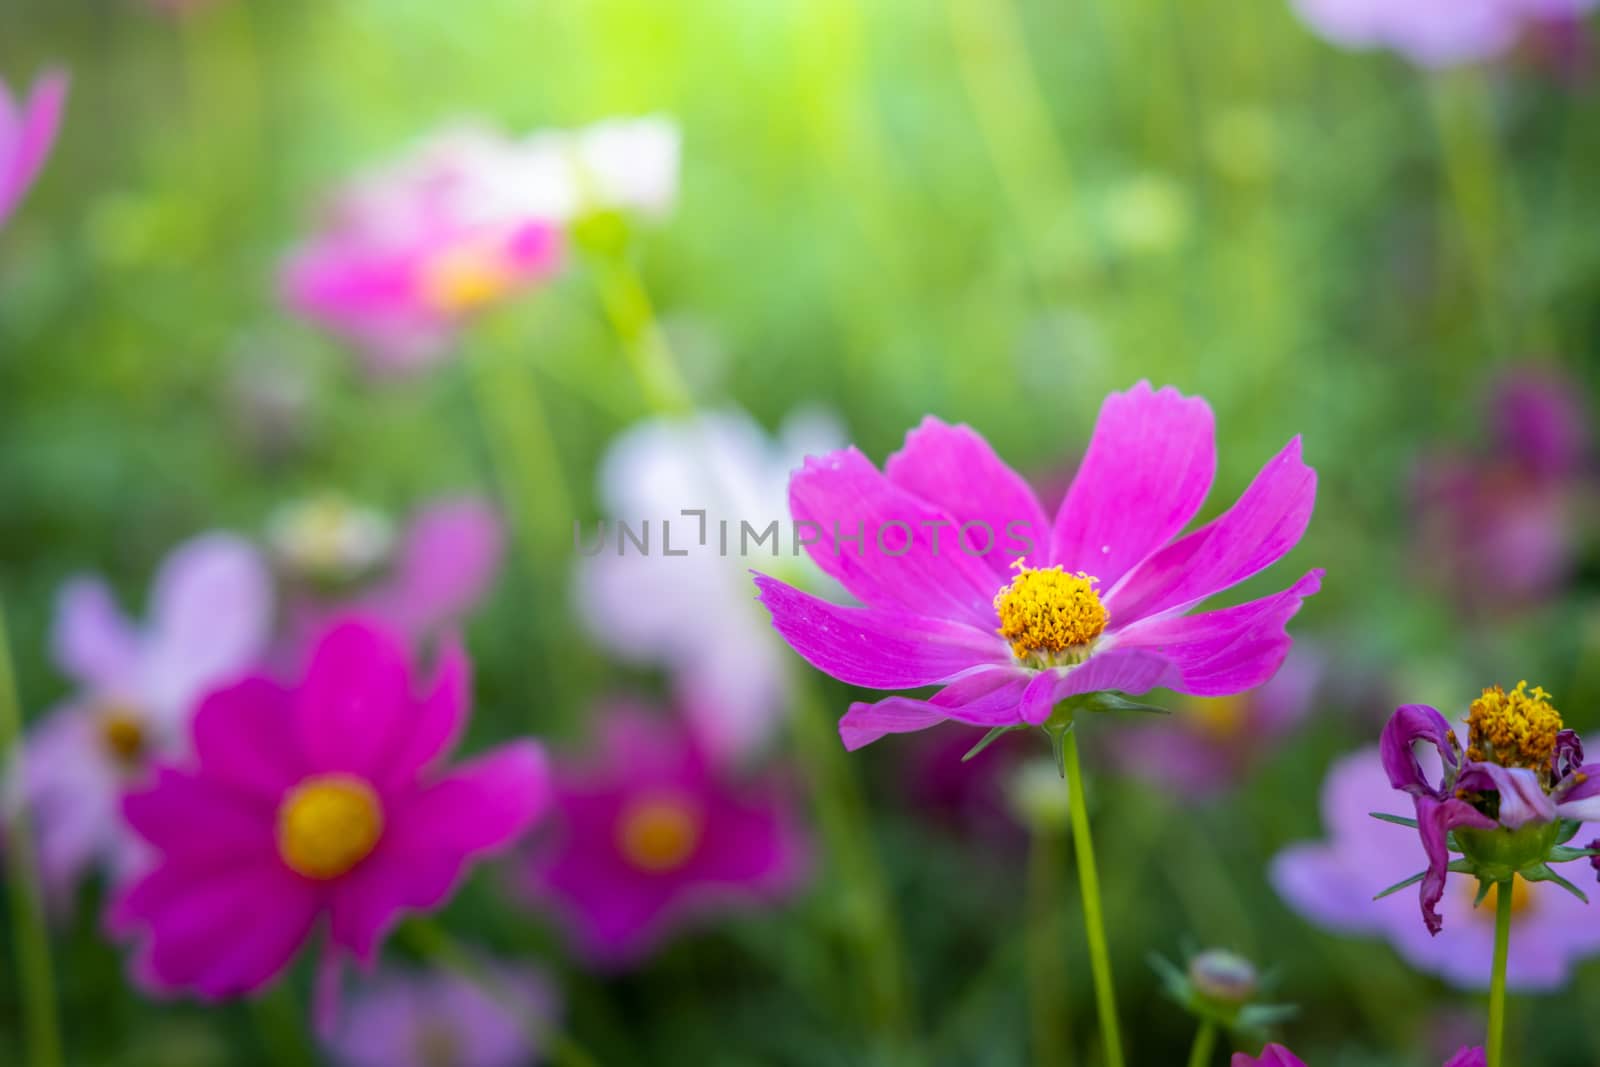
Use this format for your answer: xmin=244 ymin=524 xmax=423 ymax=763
xmin=1060 ymin=727 xmax=1125 ymax=1067
xmin=1186 ymin=1021 xmax=1217 ymax=1067
xmin=789 ymin=681 xmax=915 ymax=1059
xmin=0 ymin=599 xmax=64 ymax=1067
xmin=1487 ymin=880 xmax=1513 ymax=1067
xmin=1026 ymin=824 xmax=1072 ymax=1067
xmin=1429 ymin=71 xmax=1511 ymax=350
xmin=589 ymin=252 xmax=694 ymax=417
xmin=1190 ymin=1017 xmax=1209 ymax=1067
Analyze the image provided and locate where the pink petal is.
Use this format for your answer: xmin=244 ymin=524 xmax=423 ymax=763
xmin=753 ymin=573 xmax=1009 ymax=689
xmin=0 ymin=70 xmax=67 ymax=224
xmin=293 ymin=619 xmax=413 ymax=779
xmin=50 ymin=577 xmax=138 ymax=690
xmin=370 ymin=498 xmax=504 ymax=638
xmin=122 ymin=767 xmax=278 ymax=865
xmin=1049 ymin=382 xmax=1216 ymax=586
xmin=1015 ymin=648 xmax=1180 ymax=724
xmin=789 ymin=448 xmax=1004 ymax=628
xmin=372 ymin=636 xmax=470 ymax=791
xmin=1108 ymin=570 xmax=1323 ymax=696
xmin=190 ymin=677 xmax=304 ymax=800
xmin=1105 ymin=438 xmax=1316 ymax=624
xmin=883 ymin=418 xmax=1050 ymax=584
xmin=839 ymin=667 xmax=1033 ymax=750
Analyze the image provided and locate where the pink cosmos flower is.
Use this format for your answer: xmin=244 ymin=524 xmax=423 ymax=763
xmin=109 ymin=618 xmax=550 ymax=1002
xmin=0 ymin=70 xmax=68 ymax=229
xmin=576 ymin=408 xmax=843 ymax=763
xmin=282 ymin=126 xmax=565 ymax=375
xmin=7 ymin=534 xmax=272 ymax=896
xmin=1292 ymin=0 xmax=1598 ymax=67
xmin=1270 ymin=740 xmax=1600 ymax=990
xmin=1107 ymin=645 xmax=1321 ymax=798
xmin=272 ymin=494 xmax=505 ymax=654
xmin=753 ymin=382 xmax=1321 ymax=750
xmin=522 ymin=706 xmax=808 ymax=968
xmin=1233 ymin=1045 xmax=1485 ymax=1067
xmin=326 ymin=962 xmax=557 ymax=1067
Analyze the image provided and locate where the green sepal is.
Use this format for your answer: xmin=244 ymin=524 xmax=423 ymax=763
xmin=1548 ymin=844 xmax=1600 ymax=863
xmin=1522 ymin=863 xmax=1590 ymax=903
xmin=1373 ymin=870 xmax=1426 ymax=900
xmin=1147 ymin=952 xmax=1189 ymax=1002
xmin=1042 ymin=719 xmax=1075 ymax=779
xmin=1080 ymin=691 xmax=1170 ymax=716
xmin=1368 ymin=812 xmax=1419 ymax=829
xmin=1235 ymin=1003 xmax=1300 ymax=1032
xmin=962 ymin=725 xmax=1025 ymax=762
xmin=1556 ymin=819 xmax=1586 ymax=846
xmin=1472 ymin=878 xmax=1495 ymax=908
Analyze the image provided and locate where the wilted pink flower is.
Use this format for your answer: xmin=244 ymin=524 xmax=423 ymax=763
xmin=576 ymin=408 xmax=843 ymax=763
xmin=1107 ymin=646 xmax=1321 ymax=798
xmin=523 ymin=706 xmax=808 ymax=968
xmin=282 ymin=126 xmax=564 ymax=375
xmin=0 ymin=69 xmax=68 ymax=228
xmin=754 ymin=382 xmax=1320 ymax=751
xmin=1233 ymin=1043 xmax=1485 ymax=1066
xmin=109 ymin=619 xmax=550 ymax=1003
xmin=1270 ymin=739 xmax=1600 ymax=990
xmin=327 ymin=963 xmax=556 ymax=1067
xmin=272 ymin=494 xmax=504 ymax=654
xmin=1292 ymin=0 xmax=1598 ymax=67
xmin=1413 ymin=367 xmax=1592 ymax=608
xmin=7 ymin=534 xmax=272 ymax=896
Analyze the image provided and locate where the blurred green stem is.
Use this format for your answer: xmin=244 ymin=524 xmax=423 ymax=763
xmin=0 ymin=599 xmax=64 ymax=1067
xmin=1486 ymin=881 xmax=1512 ymax=1067
xmin=1186 ymin=1021 xmax=1217 ymax=1067
xmin=589 ymin=250 xmax=693 ymax=417
xmin=790 ymin=681 xmax=916 ymax=1059
xmin=1060 ymin=726 xmax=1125 ymax=1067
xmin=1026 ymin=823 xmax=1072 ymax=1067
xmin=1430 ymin=72 xmax=1509 ymax=348
xmin=403 ymin=920 xmax=603 ymax=1067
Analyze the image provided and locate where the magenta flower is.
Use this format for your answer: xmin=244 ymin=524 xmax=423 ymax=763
xmin=282 ymin=126 xmax=564 ymax=375
xmin=326 ymin=962 xmax=556 ymax=1067
xmin=7 ymin=534 xmax=272 ymax=896
xmin=753 ymin=382 xmax=1320 ymax=750
xmin=109 ymin=618 xmax=550 ymax=1002
xmin=1233 ymin=1045 xmax=1485 ymax=1067
xmin=1107 ymin=645 xmax=1321 ymax=798
xmin=0 ymin=69 xmax=68 ymax=229
xmin=1377 ymin=685 xmax=1600 ymax=934
xmin=273 ymin=494 xmax=505 ymax=654
xmin=523 ymin=705 xmax=808 ymax=968
xmin=1292 ymin=0 xmax=1598 ymax=67
xmin=1271 ymin=742 xmax=1600 ymax=990
xmin=1413 ymin=366 xmax=1591 ymax=608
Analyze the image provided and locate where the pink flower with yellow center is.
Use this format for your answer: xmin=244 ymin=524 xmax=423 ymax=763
xmin=753 ymin=382 xmax=1321 ymax=750
xmin=522 ymin=706 xmax=808 ymax=968
xmin=108 ymin=618 xmax=550 ymax=1002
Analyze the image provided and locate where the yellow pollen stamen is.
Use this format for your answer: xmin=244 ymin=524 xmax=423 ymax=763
xmin=98 ymin=705 xmax=146 ymax=766
xmin=277 ymin=775 xmax=383 ymax=880
xmin=421 ymin=239 xmax=517 ymax=314
xmin=616 ymin=792 xmax=702 ymax=873
xmin=994 ymin=562 xmax=1108 ymax=665
xmin=1466 ymin=680 xmax=1564 ymax=772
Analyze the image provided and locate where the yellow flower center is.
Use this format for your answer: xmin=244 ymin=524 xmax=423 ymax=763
xmin=277 ymin=775 xmax=383 ymax=880
xmin=616 ymin=791 xmax=702 ymax=873
xmin=97 ymin=704 xmax=147 ymax=766
xmin=420 ymin=238 xmax=517 ymax=314
xmin=1188 ymin=694 xmax=1249 ymax=741
xmin=994 ymin=563 xmax=1108 ymax=665
xmin=1466 ymin=680 xmax=1564 ymax=772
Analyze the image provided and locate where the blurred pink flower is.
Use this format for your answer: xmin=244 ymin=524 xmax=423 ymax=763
xmin=1292 ymin=0 xmax=1598 ymax=68
xmin=1107 ymin=646 xmax=1321 ymax=798
xmin=6 ymin=534 xmax=272 ymax=897
xmin=327 ymin=962 xmax=557 ymax=1067
xmin=109 ymin=619 xmax=550 ymax=1005
xmin=522 ymin=706 xmax=808 ymax=969
xmin=1269 ymin=740 xmax=1600 ymax=990
xmin=274 ymin=494 xmax=505 ymax=654
xmin=1233 ymin=1045 xmax=1484 ymax=1067
xmin=1412 ymin=366 xmax=1592 ymax=609
xmin=0 ymin=69 xmax=68 ymax=228
xmin=576 ymin=408 xmax=842 ymax=764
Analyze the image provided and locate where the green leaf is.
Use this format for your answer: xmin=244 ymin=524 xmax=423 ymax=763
xmin=1146 ymin=953 xmax=1189 ymax=1002
xmin=1373 ymin=871 xmax=1426 ymax=900
xmin=962 ymin=725 xmax=1024 ymax=762
xmin=1368 ymin=812 xmax=1420 ymax=829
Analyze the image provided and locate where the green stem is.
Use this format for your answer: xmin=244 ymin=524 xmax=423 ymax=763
xmin=590 ymin=252 xmax=694 ymax=417
xmin=0 ymin=598 xmax=65 ymax=1067
xmin=1060 ymin=727 xmax=1125 ymax=1067
xmin=1487 ymin=880 xmax=1513 ymax=1067
xmin=1026 ymin=824 xmax=1071 ymax=1067
xmin=1186 ymin=1021 xmax=1217 ymax=1067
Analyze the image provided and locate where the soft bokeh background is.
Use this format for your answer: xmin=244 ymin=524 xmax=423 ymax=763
xmin=3 ymin=0 xmax=1599 ymax=1064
